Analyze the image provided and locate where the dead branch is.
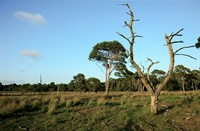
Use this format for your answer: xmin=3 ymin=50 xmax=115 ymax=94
xmin=140 ymin=62 xmax=145 ymax=73
xmin=117 ymin=3 xmax=155 ymax=94
xmin=133 ymin=19 xmax=140 ymax=21
xmin=116 ymin=32 xmax=131 ymax=45
xmin=174 ymin=45 xmax=196 ymax=54
xmin=95 ymin=63 xmax=105 ymax=74
xmin=175 ymin=54 xmax=197 ymax=60
xmin=171 ymin=40 xmax=184 ymax=44
xmin=146 ymin=58 xmax=159 ymax=81
xmin=169 ymin=28 xmax=184 ymax=42
xmin=135 ymin=35 xmax=143 ymax=38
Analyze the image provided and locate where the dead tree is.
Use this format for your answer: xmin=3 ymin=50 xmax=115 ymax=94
xmin=117 ymin=3 xmax=197 ymax=114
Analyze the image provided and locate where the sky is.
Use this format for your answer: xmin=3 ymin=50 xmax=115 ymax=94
xmin=0 ymin=0 xmax=199 ymax=85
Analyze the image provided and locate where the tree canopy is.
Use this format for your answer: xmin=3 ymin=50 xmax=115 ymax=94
xmin=89 ymin=40 xmax=127 ymax=64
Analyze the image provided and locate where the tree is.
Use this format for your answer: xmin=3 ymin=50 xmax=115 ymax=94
xmin=174 ymin=65 xmax=190 ymax=91
xmin=0 ymin=82 xmax=5 ymax=91
xmin=68 ymin=74 xmax=86 ymax=92
xmin=86 ymin=77 xmax=101 ymax=92
xmin=89 ymin=41 xmax=127 ymax=95
xmin=165 ymin=73 xmax=180 ymax=91
xmin=117 ymin=3 xmax=197 ymax=114
xmin=58 ymin=83 xmax=68 ymax=91
xmin=115 ymin=63 xmax=144 ymax=92
xmin=48 ymin=82 xmax=57 ymax=91
xmin=151 ymin=69 xmax=166 ymax=79
xmin=187 ymin=70 xmax=200 ymax=90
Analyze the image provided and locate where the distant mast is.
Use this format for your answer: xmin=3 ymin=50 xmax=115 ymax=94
xmin=40 ymin=74 xmax=42 ymax=84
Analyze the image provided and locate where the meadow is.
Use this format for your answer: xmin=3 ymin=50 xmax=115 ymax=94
xmin=0 ymin=91 xmax=200 ymax=131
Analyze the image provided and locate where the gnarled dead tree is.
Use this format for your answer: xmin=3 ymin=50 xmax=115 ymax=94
xmin=117 ymin=3 xmax=197 ymax=114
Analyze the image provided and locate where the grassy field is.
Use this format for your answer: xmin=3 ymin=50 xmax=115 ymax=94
xmin=0 ymin=91 xmax=200 ymax=131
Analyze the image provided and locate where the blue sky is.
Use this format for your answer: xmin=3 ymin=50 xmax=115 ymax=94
xmin=0 ymin=0 xmax=199 ymax=85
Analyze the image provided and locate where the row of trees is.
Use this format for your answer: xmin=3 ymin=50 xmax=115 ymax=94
xmin=0 ymin=64 xmax=199 ymax=92
xmin=0 ymin=74 xmax=103 ymax=92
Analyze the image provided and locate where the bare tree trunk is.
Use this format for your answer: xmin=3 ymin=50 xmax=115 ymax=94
xmin=151 ymin=93 xmax=158 ymax=114
xmin=195 ymin=83 xmax=197 ymax=90
xmin=105 ymin=58 xmax=113 ymax=96
xmin=105 ymin=66 xmax=109 ymax=96
xmin=192 ymin=82 xmax=195 ymax=90
xmin=182 ymin=76 xmax=185 ymax=91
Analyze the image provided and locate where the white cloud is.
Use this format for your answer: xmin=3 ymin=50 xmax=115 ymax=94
xmin=14 ymin=11 xmax=46 ymax=25
xmin=19 ymin=50 xmax=40 ymax=59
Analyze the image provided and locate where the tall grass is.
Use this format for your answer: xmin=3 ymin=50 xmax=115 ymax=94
xmin=47 ymin=96 xmax=60 ymax=114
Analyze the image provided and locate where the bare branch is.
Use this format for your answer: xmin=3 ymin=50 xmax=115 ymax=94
xmin=135 ymin=35 xmax=143 ymax=38
xmin=175 ymin=54 xmax=197 ymax=60
xmin=116 ymin=32 xmax=131 ymax=45
xmin=140 ymin=62 xmax=145 ymax=73
xmin=124 ymin=21 xmax=130 ymax=28
xmin=118 ymin=3 xmax=129 ymax=6
xmin=95 ymin=63 xmax=105 ymax=74
xmin=174 ymin=45 xmax=196 ymax=54
xmin=171 ymin=40 xmax=184 ymax=44
xmin=146 ymin=58 xmax=159 ymax=82
xmin=126 ymin=12 xmax=131 ymax=16
xmin=133 ymin=19 xmax=140 ymax=21
xmin=169 ymin=28 xmax=184 ymax=42
xmin=110 ymin=67 xmax=116 ymax=75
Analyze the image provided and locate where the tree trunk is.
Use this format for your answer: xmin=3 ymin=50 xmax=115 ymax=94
xmin=150 ymin=94 xmax=158 ymax=114
xmin=105 ymin=64 xmax=111 ymax=96
xmin=182 ymin=76 xmax=185 ymax=91
xmin=192 ymin=82 xmax=195 ymax=90
xmin=195 ymin=84 xmax=197 ymax=90
xmin=105 ymin=67 xmax=109 ymax=95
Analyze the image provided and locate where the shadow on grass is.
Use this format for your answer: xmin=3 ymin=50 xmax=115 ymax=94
xmin=158 ymin=105 xmax=174 ymax=115
xmin=105 ymin=102 xmax=121 ymax=107
xmin=119 ymin=118 xmax=145 ymax=131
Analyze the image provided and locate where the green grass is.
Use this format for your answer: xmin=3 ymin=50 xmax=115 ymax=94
xmin=0 ymin=91 xmax=200 ymax=130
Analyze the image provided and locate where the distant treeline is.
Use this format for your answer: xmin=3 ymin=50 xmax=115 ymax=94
xmin=1 ymin=65 xmax=200 ymax=92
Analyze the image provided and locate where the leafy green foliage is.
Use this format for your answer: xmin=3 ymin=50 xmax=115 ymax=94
xmin=86 ymin=77 xmax=101 ymax=92
xmin=89 ymin=40 xmax=127 ymax=64
xmin=195 ymin=37 xmax=200 ymax=48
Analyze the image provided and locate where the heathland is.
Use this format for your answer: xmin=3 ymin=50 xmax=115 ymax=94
xmin=0 ymin=91 xmax=200 ymax=131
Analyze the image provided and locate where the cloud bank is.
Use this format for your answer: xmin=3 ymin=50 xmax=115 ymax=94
xmin=14 ymin=11 xmax=46 ymax=25
xmin=19 ymin=50 xmax=40 ymax=59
